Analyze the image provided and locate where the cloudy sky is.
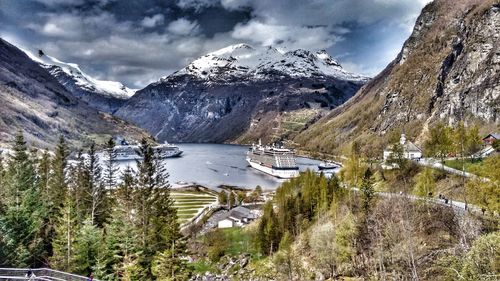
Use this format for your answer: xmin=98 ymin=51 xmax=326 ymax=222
xmin=0 ymin=0 xmax=431 ymax=88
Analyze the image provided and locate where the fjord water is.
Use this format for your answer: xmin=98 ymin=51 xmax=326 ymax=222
xmin=117 ymin=143 xmax=323 ymax=190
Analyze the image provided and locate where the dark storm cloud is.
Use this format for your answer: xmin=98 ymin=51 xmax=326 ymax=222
xmin=0 ymin=0 xmax=431 ymax=88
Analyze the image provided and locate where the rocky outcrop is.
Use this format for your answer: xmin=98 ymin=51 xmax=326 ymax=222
xmin=0 ymin=38 xmax=149 ymax=148
xmin=115 ymin=44 xmax=367 ymax=143
xmin=295 ymin=0 xmax=500 ymax=154
xmin=190 ymin=254 xmax=271 ymax=281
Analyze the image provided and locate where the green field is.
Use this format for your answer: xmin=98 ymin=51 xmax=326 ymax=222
xmin=170 ymin=191 xmax=217 ymax=225
xmin=191 ymin=227 xmax=261 ymax=274
xmin=444 ymin=158 xmax=484 ymax=174
xmin=174 ymin=202 xmax=215 ymax=207
xmin=219 ymin=228 xmax=259 ymax=257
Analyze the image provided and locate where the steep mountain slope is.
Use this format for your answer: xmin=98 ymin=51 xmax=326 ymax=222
xmin=0 ymin=38 xmax=148 ymax=148
xmin=115 ymin=44 xmax=368 ymax=143
xmin=22 ymin=50 xmax=135 ymax=113
xmin=295 ymin=0 xmax=500 ymax=155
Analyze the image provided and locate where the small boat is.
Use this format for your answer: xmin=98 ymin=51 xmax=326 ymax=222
xmin=318 ymin=161 xmax=338 ymax=170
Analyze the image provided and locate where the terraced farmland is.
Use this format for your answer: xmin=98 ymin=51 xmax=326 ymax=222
xmin=171 ymin=191 xmax=218 ymax=225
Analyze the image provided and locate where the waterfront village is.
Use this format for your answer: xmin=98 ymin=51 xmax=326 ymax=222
xmin=0 ymin=132 xmax=498 ymax=233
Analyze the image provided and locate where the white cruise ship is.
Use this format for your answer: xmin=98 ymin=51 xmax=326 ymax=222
xmin=107 ymin=142 xmax=183 ymax=161
xmin=246 ymin=141 xmax=299 ymax=179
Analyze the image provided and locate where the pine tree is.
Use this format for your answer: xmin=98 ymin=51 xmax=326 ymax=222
xmin=45 ymin=136 xmax=70 ymax=266
xmin=70 ymin=150 xmax=91 ymax=223
xmin=341 ymin=141 xmax=365 ymax=187
xmin=94 ymin=208 xmax=141 ymax=281
xmin=50 ymin=196 xmax=78 ymax=272
xmin=0 ymin=132 xmax=44 ymax=266
xmin=36 ymin=150 xmax=51 ymax=199
xmin=360 ymin=168 xmax=375 ymax=213
xmin=94 ymin=168 xmax=141 ymax=281
xmin=152 ymin=243 xmax=191 ymax=281
xmin=86 ymin=142 xmax=107 ymax=226
xmin=34 ymin=149 xmax=53 ymax=265
xmin=330 ymin=174 xmax=347 ymax=220
xmin=133 ymin=138 xmax=188 ymax=279
xmin=257 ymin=201 xmax=280 ymax=255
xmin=318 ymin=173 xmax=330 ymax=216
xmin=73 ymin=218 xmax=103 ymax=276
xmin=135 ymin=138 xmax=162 ymax=249
xmin=116 ymin=167 xmax=136 ymax=224
xmin=49 ymin=136 xmax=69 ymax=209
xmin=0 ymin=131 xmax=43 ymax=266
xmin=103 ymin=138 xmax=119 ymax=190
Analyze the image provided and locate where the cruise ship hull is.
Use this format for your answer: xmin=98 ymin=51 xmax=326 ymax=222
xmin=247 ymin=158 xmax=299 ymax=179
xmin=158 ymin=150 xmax=183 ymax=159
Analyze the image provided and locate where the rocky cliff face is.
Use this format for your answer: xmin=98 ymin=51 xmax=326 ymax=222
xmin=295 ymin=0 xmax=500 ymax=155
xmin=0 ymin=38 xmax=148 ymax=148
xmin=115 ymin=44 xmax=367 ymax=143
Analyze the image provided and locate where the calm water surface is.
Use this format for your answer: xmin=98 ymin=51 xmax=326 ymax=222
xmin=116 ymin=143 xmax=324 ymax=190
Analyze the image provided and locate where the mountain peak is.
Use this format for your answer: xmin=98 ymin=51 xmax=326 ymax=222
xmin=171 ymin=44 xmax=367 ymax=82
xmin=209 ymin=43 xmax=255 ymax=56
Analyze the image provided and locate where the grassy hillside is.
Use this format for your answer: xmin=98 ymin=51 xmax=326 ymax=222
xmin=188 ymin=159 xmax=499 ymax=280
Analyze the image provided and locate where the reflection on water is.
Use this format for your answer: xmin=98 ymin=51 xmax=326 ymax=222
xmin=114 ymin=143 xmax=326 ymax=190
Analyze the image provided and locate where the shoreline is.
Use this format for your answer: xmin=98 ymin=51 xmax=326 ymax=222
xmin=170 ymin=182 xmax=258 ymax=193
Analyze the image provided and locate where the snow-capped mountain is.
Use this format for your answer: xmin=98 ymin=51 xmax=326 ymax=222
xmin=115 ymin=44 xmax=369 ymax=143
xmin=166 ymin=43 xmax=366 ymax=82
xmin=25 ymin=50 xmax=135 ymax=99
xmin=0 ymin=38 xmax=148 ymax=148
xmin=22 ymin=49 xmax=135 ymax=113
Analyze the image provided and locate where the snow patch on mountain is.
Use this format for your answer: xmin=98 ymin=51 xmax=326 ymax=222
xmin=22 ymin=49 xmax=135 ymax=99
xmin=171 ymin=43 xmax=368 ymax=82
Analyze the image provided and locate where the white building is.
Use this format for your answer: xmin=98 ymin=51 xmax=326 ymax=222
xmin=217 ymin=206 xmax=259 ymax=228
xmin=383 ymin=134 xmax=422 ymax=161
xmin=218 ymin=218 xmax=235 ymax=228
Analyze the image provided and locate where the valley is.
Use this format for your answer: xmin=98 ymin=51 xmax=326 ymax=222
xmin=0 ymin=0 xmax=498 ymax=280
